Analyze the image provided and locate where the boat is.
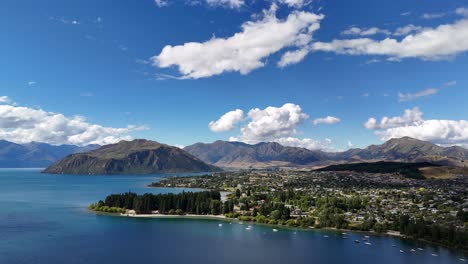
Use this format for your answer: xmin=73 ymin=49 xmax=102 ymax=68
xmin=218 ymin=224 xmax=222 ymax=227
xmin=459 ymin=258 xmax=466 ymax=262
xmin=364 ymin=242 xmax=372 ymax=245
xmin=354 ymin=240 xmax=360 ymax=243
xmin=323 ymin=235 xmax=329 ymax=238
xmin=273 ymin=229 xmax=278 ymax=232
xmin=417 ymin=248 xmax=424 ymax=251
xmin=400 ymin=250 xmax=404 ymax=253
xmin=431 ymin=253 xmax=438 ymax=257
xmin=410 ymin=249 xmax=416 ymax=252
xmin=245 ymin=227 xmax=252 ymax=230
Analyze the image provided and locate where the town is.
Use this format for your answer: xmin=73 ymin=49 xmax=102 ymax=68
xmin=150 ymin=169 xmax=468 ymax=250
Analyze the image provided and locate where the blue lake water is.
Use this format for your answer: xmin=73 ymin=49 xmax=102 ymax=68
xmin=0 ymin=169 xmax=466 ymax=264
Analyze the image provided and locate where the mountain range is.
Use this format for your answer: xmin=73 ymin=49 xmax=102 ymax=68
xmin=0 ymin=140 xmax=98 ymax=168
xmin=43 ymin=139 xmax=220 ymax=174
xmin=1 ymin=136 xmax=467 ymax=171
xmin=184 ymin=137 xmax=468 ymax=168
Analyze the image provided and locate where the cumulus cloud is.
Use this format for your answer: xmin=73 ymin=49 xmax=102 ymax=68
xmin=311 ymin=12 xmax=468 ymax=61
xmin=152 ymin=5 xmax=323 ymax=78
xmin=365 ymin=108 xmax=468 ymax=147
xmin=313 ymin=116 xmax=341 ymax=125
xmin=364 ymin=107 xmax=424 ymax=130
xmin=341 ymin=27 xmax=390 ymax=36
xmin=213 ymin=103 xmax=332 ymax=150
xmin=398 ymin=88 xmax=438 ymax=102
xmin=239 ymin=103 xmax=309 ymax=142
xmin=208 ymin=109 xmax=244 ymax=132
xmin=0 ymin=98 xmax=147 ymax=146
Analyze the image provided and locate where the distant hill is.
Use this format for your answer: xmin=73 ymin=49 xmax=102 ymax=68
xmin=185 ymin=137 xmax=468 ymax=168
xmin=315 ymin=161 xmax=440 ymax=179
xmin=184 ymin=140 xmax=326 ymax=168
xmin=43 ymin=139 xmax=220 ymax=175
xmin=330 ymin=137 xmax=468 ymax=166
xmin=0 ymin=140 xmax=98 ymax=168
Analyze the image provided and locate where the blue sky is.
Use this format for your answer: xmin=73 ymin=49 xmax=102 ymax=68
xmin=1 ymin=0 xmax=467 ymax=150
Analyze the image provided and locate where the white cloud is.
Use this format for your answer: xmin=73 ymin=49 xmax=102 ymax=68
xmin=311 ymin=13 xmax=468 ymax=61
xmin=277 ymin=0 xmax=308 ymax=8
xmin=0 ymin=96 xmax=12 ymax=104
xmin=154 ymin=0 xmax=169 ymax=7
xmin=206 ymin=0 xmax=244 ymax=8
xmin=364 ymin=107 xmax=424 ymax=130
xmin=366 ymin=108 xmax=468 ymax=147
xmin=0 ymin=98 xmax=147 ymax=146
xmin=341 ymin=27 xmax=390 ymax=36
xmin=275 ymin=137 xmax=332 ymax=150
xmin=152 ymin=5 xmax=324 ymax=78
xmin=219 ymin=103 xmax=333 ymax=150
xmin=393 ymin=24 xmax=423 ymax=36
xmin=398 ymin=88 xmax=438 ymax=102
xmin=347 ymin=140 xmax=354 ymax=149
xmin=208 ymin=109 xmax=244 ymax=132
xmin=313 ymin=116 xmax=341 ymax=125
xmin=278 ymin=47 xmax=310 ymax=67
xmin=239 ymin=103 xmax=309 ymax=142
xmin=28 ymin=81 xmax=37 ymax=86
xmin=421 ymin=12 xmax=446 ymax=20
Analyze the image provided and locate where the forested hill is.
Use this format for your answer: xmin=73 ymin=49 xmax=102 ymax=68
xmin=315 ymin=161 xmax=440 ymax=179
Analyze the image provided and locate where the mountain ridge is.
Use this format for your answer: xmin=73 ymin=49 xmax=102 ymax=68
xmin=43 ymin=139 xmax=220 ymax=174
xmin=184 ymin=137 xmax=468 ymax=168
xmin=0 ymin=140 xmax=99 ymax=168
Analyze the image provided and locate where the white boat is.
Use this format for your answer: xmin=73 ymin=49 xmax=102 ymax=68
xmin=431 ymin=253 xmax=438 ymax=257
xmin=365 ymin=242 xmax=372 ymax=245
xmin=417 ymin=248 xmax=424 ymax=251
xmin=323 ymin=235 xmax=329 ymax=238
xmin=218 ymin=224 xmax=223 ymax=227
xmin=273 ymin=229 xmax=278 ymax=232
xmin=245 ymin=227 xmax=252 ymax=230
xmin=410 ymin=249 xmax=416 ymax=252
xmin=400 ymin=250 xmax=404 ymax=253
xmin=459 ymin=258 xmax=466 ymax=262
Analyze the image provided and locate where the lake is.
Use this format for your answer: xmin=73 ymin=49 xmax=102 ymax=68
xmin=0 ymin=169 xmax=465 ymax=264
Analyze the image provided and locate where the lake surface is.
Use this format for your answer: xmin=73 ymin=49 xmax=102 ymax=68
xmin=0 ymin=169 xmax=465 ymax=264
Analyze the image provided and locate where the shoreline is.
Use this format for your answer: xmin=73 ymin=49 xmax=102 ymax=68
xmin=102 ymin=211 xmax=466 ymax=253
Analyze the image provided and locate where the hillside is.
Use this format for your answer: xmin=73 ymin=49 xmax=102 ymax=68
xmin=43 ymin=139 xmax=220 ymax=175
xmin=331 ymin=137 xmax=468 ymax=166
xmin=315 ymin=161 xmax=440 ymax=179
xmin=184 ymin=140 xmax=325 ymax=168
xmin=0 ymin=140 xmax=98 ymax=168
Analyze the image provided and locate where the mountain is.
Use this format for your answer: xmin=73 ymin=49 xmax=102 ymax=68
xmin=332 ymin=137 xmax=468 ymax=166
xmin=184 ymin=140 xmax=326 ymax=168
xmin=0 ymin=140 xmax=99 ymax=168
xmin=184 ymin=137 xmax=468 ymax=168
xmin=43 ymin=139 xmax=220 ymax=175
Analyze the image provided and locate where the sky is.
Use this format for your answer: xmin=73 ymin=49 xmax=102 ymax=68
xmin=1 ymin=0 xmax=468 ymax=151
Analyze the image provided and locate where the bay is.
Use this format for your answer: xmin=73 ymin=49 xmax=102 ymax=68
xmin=0 ymin=169 xmax=465 ymax=264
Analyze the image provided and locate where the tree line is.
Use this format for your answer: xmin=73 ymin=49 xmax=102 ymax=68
xmin=92 ymin=191 xmax=232 ymax=215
